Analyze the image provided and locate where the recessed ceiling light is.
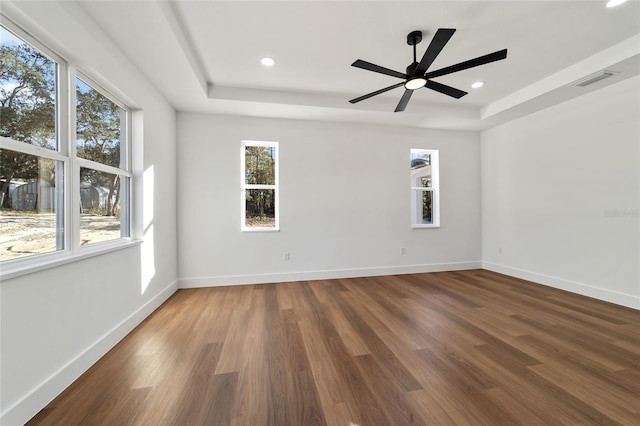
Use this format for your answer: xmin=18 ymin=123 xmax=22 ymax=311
xmin=260 ymin=57 xmax=275 ymax=67
xmin=606 ymin=0 xmax=628 ymax=7
xmin=471 ymin=81 xmax=485 ymax=89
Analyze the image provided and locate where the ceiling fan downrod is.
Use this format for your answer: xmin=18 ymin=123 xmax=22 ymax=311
xmin=407 ymin=30 xmax=422 ymax=68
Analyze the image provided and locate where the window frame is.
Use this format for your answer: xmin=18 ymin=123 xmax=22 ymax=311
xmin=240 ymin=140 xmax=279 ymax=232
xmin=410 ymin=148 xmax=440 ymax=228
xmin=0 ymin=17 xmax=139 ymax=280
xmin=74 ymin=71 xmax=133 ymax=246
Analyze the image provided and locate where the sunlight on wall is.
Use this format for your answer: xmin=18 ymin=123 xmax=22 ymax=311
xmin=143 ymin=165 xmax=154 ymax=230
xmin=141 ymin=165 xmax=155 ymax=294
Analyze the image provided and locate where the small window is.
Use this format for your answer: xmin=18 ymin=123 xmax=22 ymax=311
xmin=410 ymin=149 xmax=439 ymax=227
xmin=241 ymin=141 xmax=278 ymax=231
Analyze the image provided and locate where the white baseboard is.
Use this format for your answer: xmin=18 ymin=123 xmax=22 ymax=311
xmin=178 ymin=261 xmax=482 ymax=288
xmin=0 ymin=280 xmax=178 ymax=426
xmin=483 ymin=262 xmax=639 ymax=310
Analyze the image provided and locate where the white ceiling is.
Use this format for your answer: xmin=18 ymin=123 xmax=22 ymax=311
xmin=79 ymin=0 xmax=640 ymax=131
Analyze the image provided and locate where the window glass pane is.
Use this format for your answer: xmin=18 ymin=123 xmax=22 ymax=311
xmin=76 ymin=78 xmax=123 ymax=168
xmin=411 ymin=152 xmax=431 ymax=188
xmin=411 ymin=152 xmax=430 ymax=170
xmin=411 ymin=189 xmax=434 ymax=226
xmin=420 ymin=176 xmax=432 ymax=188
xmin=80 ymin=167 xmax=124 ymax=244
xmin=245 ymin=188 xmax=275 ymax=228
xmin=421 ymin=190 xmax=433 ymax=224
xmin=411 ymin=148 xmax=438 ymax=227
xmin=0 ymin=149 xmax=63 ymax=260
xmin=0 ymin=26 xmax=57 ymax=150
xmin=245 ymin=145 xmax=275 ymax=185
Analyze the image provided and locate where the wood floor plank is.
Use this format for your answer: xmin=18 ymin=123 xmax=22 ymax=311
xmin=308 ymin=281 xmax=371 ymax=356
xmin=530 ymin=363 xmax=639 ymax=424
xmin=330 ymin=289 xmax=423 ymax=392
xmin=341 ymin=278 xmax=434 ymax=350
xmin=353 ymin=354 xmax=425 ymax=425
xmin=169 ymin=342 xmax=226 ymax=425
xmin=27 ymin=270 xmax=640 ymax=426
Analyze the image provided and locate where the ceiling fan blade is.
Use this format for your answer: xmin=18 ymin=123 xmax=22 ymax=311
xmin=349 ymin=82 xmax=405 ymax=104
xmin=416 ymin=28 xmax=456 ymax=74
xmin=424 ymin=49 xmax=508 ymax=79
xmin=425 ymin=80 xmax=467 ymax=99
xmin=352 ymin=59 xmax=408 ymax=80
xmin=394 ymin=89 xmax=414 ymax=112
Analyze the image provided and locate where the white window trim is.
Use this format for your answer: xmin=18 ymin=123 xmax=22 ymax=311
xmin=411 ymin=149 xmax=440 ymax=229
xmin=241 ymin=140 xmax=279 ymax=232
xmin=0 ymin=17 xmax=141 ymax=281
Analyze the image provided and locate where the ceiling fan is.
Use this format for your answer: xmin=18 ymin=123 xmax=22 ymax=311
xmin=349 ymin=29 xmax=508 ymax=112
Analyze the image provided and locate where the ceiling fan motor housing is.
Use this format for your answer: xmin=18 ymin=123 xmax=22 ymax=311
xmin=406 ymin=62 xmax=421 ymax=77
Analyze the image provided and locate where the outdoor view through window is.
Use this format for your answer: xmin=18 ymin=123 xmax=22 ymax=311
xmin=0 ymin=24 xmax=129 ymax=263
xmin=410 ymin=149 xmax=439 ymax=227
xmin=242 ymin=142 xmax=278 ymax=230
xmin=0 ymin=25 xmax=61 ymax=261
xmin=76 ymin=78 xmax=127 ymax=246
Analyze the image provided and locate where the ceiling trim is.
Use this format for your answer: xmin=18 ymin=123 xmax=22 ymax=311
xmin=482 ymin=34 xmax=640 ymax=120
xmin=158 ymin=0 xmax=209 ymax=96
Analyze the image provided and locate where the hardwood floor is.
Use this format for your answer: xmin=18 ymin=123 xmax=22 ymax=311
xmin=28 ymin=270 xmax=640 ymax=425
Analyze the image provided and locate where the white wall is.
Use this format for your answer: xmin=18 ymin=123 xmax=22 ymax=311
xmin=177 ymin=113 xmax=481 ymax=287
xmin=0 ymin=2 xmax=178 ymax=424
xmin=481 ymin=76 xmax=640 ymax=309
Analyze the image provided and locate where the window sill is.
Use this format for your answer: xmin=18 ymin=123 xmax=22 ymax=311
xmin=412 ymin=224 xmax=441 ymax=229
xmin=0 ymin=239 xmax=143 ymax=282
xmin=241 ymin=228 xmax=280 ymax=233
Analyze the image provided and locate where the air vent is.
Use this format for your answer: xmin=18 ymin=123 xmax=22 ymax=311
xmin=569 ymin=70 xmax=618 ymax=87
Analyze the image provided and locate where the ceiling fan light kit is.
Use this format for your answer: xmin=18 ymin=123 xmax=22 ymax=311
xmin=405 ymin=78 xmax=427 ymax=90
xmin=349 ymin=28 xmax=508 ymax=112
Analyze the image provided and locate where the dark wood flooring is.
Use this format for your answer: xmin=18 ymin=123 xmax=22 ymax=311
xmin=28 ymin=270 xmax=640 ymax=425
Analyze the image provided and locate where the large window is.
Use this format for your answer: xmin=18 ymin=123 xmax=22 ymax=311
xmin=241 ymin=141 xmax=278 ymax=231
xmin=410 ymin=149 xmax=439 ymax=227
xmin=0 ymin=21 xmax=133 ymax=272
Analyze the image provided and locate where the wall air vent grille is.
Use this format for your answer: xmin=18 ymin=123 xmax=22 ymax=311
xmin=569 ymin=70 xmax=618 ymax=87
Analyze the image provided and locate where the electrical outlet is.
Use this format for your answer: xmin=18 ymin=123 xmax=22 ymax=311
xmin=283 ymin=252 xmax=290 ymax=260
xmin=401 ymin=247 xmax=406 ymax=255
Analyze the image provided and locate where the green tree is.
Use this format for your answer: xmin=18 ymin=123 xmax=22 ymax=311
xmin=0 ymin=42 xmax=56 ymax=207
xmin=245 ymin=146 xmax=275 ymax=219
xmin=76 ymin=83 xmax=122 ymax=216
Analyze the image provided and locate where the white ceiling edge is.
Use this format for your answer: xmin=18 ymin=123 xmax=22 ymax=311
xmin=156 ymin=0 xmax=209 ymax=95
xmin=482 ymin=34 xmax=640 ymax=120
xmin=479 ymin=55 xmax=640 ymax=130
xmin=208 ymin=84 xmax=478 ymax=118
xmin=179 ymin=97 xmax=486 ymax=133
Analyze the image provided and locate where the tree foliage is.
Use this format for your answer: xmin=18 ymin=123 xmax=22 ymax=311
xmin=0 ymin=41 xmax=56 ymax=207
xmin=0 ymin=43 xmax=56 ymax=145
xmin=77 ymin=83 xmax=122 ymax=216
xmin=245 ymin=146 xmax=275 ymax=219
xmin=1 ymin=37 xmax=123 ymax=215
xmin=76 ymin=85 xmax=121 ymax=168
